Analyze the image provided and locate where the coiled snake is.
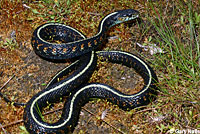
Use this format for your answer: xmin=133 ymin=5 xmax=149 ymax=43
xmin=1 ymin=9 xmax=158 ymax=134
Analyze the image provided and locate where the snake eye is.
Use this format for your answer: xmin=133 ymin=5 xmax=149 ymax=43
xmin=128 ymin=13 xmax=133 ymax=17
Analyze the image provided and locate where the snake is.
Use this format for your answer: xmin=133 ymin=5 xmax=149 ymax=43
xmin=0 ymin=9 xmax=158 ymax=134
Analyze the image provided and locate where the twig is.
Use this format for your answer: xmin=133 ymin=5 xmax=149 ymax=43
xmin=0 ymin=122 xmax=7 ymax=134
xmin=0 ymin=119 xmax=23 ymax=130
xmin=131 ymin=107 xmax=158 ymax=115
xmin=0 ymin=74 xmax=26 ymax=106
xmin=0 ymin=74 xmax=15 ymax=91
xmin=0 ymin=107 xmax=63 ymax=129
xmin=82 ymin=107 xmax=126 ymax=134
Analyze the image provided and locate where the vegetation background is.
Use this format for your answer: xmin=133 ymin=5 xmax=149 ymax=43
xmin=0 ymin=0 xmax=199 ymax=133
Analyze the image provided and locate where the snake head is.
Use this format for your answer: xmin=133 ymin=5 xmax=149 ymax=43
xmin=111 ymin=9 xmax=139 ymax=26
xmin=99 ymin=9 xmax=139 ymax=32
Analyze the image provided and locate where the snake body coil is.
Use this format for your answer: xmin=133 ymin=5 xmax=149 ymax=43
xmin=22 ymin=9 xmax=158 ymax=134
